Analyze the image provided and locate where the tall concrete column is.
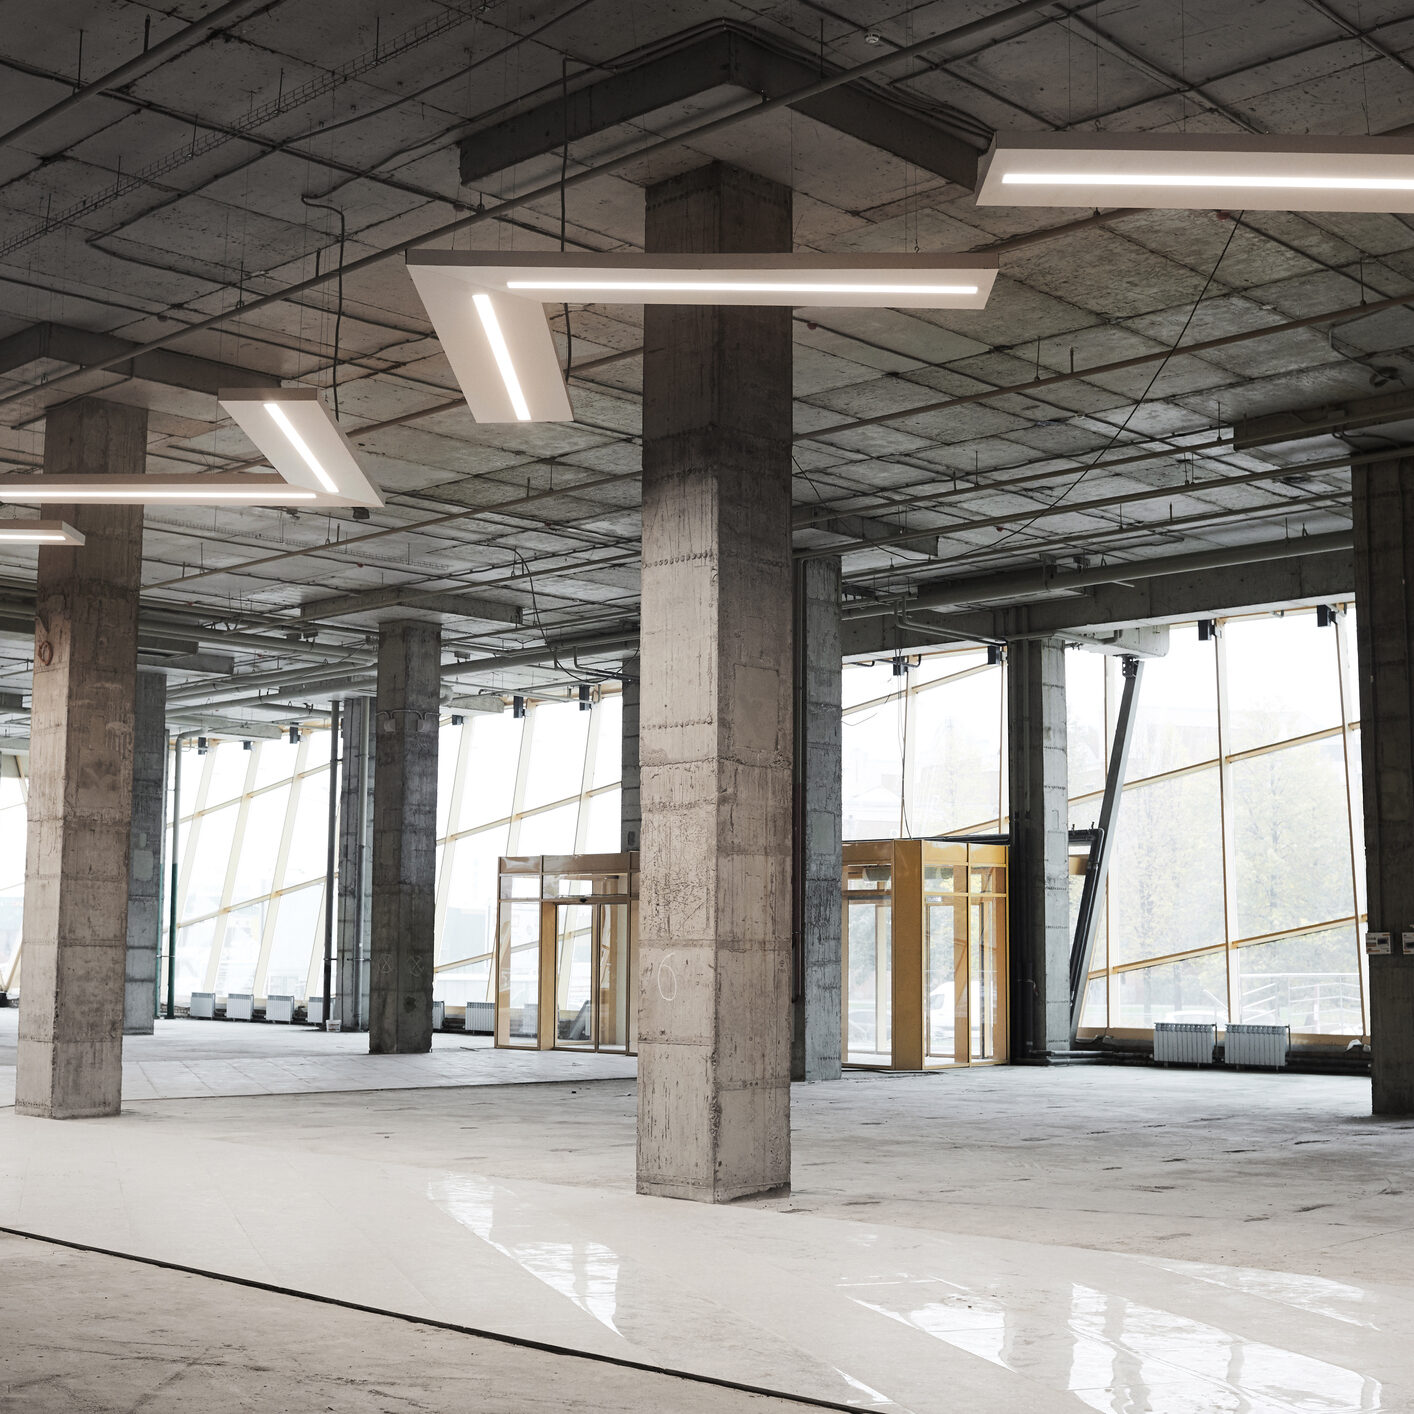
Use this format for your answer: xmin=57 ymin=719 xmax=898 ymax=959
xmin=368 ymin=622 xmax=440 ymax=1054
xmin=1005 ymin=630 xmax=1071 ymax=1061
xmin=336 ymin=695 xmax=374 ymax=1030
xmin=637 ymin=162 xmax=794 ymax=1202
xmin=124 ymin=671 xmax=166 ymax=1035
xmin=792 ymin=557 xmax=842 ymax=1082
xmin=17 ymin=398 xmax=145 ymax=1118
xmin=1353 ymin=455 xmax=1414 ymax=1112
xmin=620 ymin=657 xmax=641 ymax=852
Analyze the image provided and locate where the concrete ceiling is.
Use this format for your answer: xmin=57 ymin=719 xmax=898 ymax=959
xmin=0 ymin=0 xmax=1407 ymax=735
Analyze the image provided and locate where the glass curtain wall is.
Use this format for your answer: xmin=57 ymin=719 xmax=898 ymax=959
xmin=843 ymin=607 xmax=1368 ymax=1042
xmin=162 ymin=693 xmax=623 ymax=1009
xmin=1071 ymin=607 xmax=1367 ymax=1040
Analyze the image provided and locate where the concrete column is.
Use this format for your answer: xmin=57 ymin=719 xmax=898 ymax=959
xmin=17 ymin=398 xmax=145 ymax=1118
xmin=1353 ymin=455 xmax=1414 ymax=1112
xmin=1005 ymin=631 xmax=1071 ymax=1061
xmin=792 ymin=557 xmax=842 ymax=1083
xmin=124 ymin=672 xmax=166 ymax=1035
xmin=368 ymin=622 xmax=440 ymax=1054
xmin=620 ymin=657 xmax=641 ymax=851
xmin=637 ymin=162 xmax=794 ymax=1202
xmin=336 ymin=695 xmax=374 ymax=1031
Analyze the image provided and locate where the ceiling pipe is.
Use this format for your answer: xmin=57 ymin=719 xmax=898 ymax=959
xmin=0 ymin=0 xmax=280 ymax=149
xmin=178 ymin=628 xmax=643 ymax=712
xmin=0 ymin=0 xmax=1069 ymax=418
xmin=845 ymin=530 xmax=1354 ymax=620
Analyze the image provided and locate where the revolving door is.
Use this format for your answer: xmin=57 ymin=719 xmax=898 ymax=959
xmin=843 ymin=839 xmax=1008 ymax=1069
xmin=495 ymin=853 xmax=638 ymax=1053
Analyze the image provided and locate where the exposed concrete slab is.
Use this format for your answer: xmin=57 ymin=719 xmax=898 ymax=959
xmin=16 ymin=399 xmax=145 ymax=1119
xmin=368 ymin=623 xmax=439 ymax=1056
xmin=637 ymin=163 xmax=793 ymax=1202
xmin=1006 ymin=629 xmax=1071 ymax=1060
xmin=123 ymin=671 xmax=165 ymax=1036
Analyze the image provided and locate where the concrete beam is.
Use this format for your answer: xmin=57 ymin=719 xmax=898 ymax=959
xmin=298 ymin=585 xmax=522 ymax=625
xmin=1233 ymin=386 xmax=1414 ymax=450
xmin=842 ymin=547 xmax=1354 ymax=657
xmin=0 ymin=323 xmax=279 ymax=397
xmin=458 ymin=23 xmax=981 ymax=192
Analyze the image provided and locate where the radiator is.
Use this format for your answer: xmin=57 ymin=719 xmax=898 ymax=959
xmin=226 ymin=993 xmax=254 ymax=1021
xmin=266 ymin=995 xmax=295 ymax=1024
xmin=306 ymin=996 xmax=326 ymax=1025
xmin=433 ymin=1000 xmax=445 ymax=1030
xmin=188 ymin=992 xmax=215 ymax=1019
xmin=1153 ymin=1021 xmax=1215 ymax=1065
xmin=1224 ymin=1023 xmax=1289 ymax=1068
xmin=464 ymin=1000 xmax=494 ymax=1034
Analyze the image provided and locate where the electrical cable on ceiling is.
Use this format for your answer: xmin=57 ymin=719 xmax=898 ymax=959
xmin=968 ymin=211 xmax=1247 ymax=560
xmin=301 ymin=197 xmax=347 ymax=420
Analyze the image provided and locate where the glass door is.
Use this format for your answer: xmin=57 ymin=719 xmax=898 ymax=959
xmin=496 ymin=899 xmax=541 ymax=1047
xmin=554 ymin=903 xmax=595 ymax=1045
xmin=596 ymin=902 xmax=631 ymax=1052
xmin=844 ymin=863 xmax=893 ymax=1065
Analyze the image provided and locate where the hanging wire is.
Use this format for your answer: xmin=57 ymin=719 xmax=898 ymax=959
xmin=977 ymin=211 xmax=1247 ymax=558
xmin=301 ymin=197 xmax=347 ymax=419
xmin=559 ymin=56 xmax=572 ymax=376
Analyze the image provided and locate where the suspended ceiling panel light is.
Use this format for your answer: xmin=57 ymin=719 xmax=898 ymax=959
xmin=406 ymin=251 xmax=999 ymax=423
xmin=0 ymin=390 xmax=384 ymax=508
xmin=977 ymin=132 xmax=1414 ymax=212
xmin=219 ymin=387 xmax=384 ymax=507
xmin=0 ymin=519 xmax=84 ymax=545
xmin=0 ymin=473 xmax=319 ymax=505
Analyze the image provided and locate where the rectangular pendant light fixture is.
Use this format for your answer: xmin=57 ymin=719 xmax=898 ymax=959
xmin=0 ymin=473 xmax=319 ymax=505
xmin=406 ymin=251 xmax=998 ymax=423
xmin=978 ymin=132 xmax=1414 ymax=213
xmin=0 ymin=389 xmax=384 ymax=508
xmin=219 ymin=388 xmax=384 ymax=507
xmin=0 ymin=519 xmax=85 ymax=545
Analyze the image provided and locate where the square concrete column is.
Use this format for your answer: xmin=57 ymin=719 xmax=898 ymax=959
xmin=1353 ymin=455 xmax=1414 ymax=1112
xmin=620 ymin=656 xmax=641 ymax=851
xmin=337 ymin=695 xmax=374 ymax=1031
xmin=17 ymin=398 xmax=145 ymax=1118
xmin=368 ymin=623 xmax=440 ymax=1054
xmin=792 ymin=557 xmax=842 ymax=1083
xmin=1005 ymin=630 xmax=1071 ymax=1061
xmin=637 ymin=162 xmax=794 ymax=1202
xmin=124 ymin=671 xmax=166 ymax=1035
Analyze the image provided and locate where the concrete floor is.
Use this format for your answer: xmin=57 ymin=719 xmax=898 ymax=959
xmin=0 ymin=1232 xmax=819 ymax=1412
xmin=1 ymin=1054 xmax=1406 ymax=1411
xmin=0 ymin=1009 xmax=636 ymax=1105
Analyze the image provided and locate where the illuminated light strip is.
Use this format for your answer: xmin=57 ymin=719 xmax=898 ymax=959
xmin=264 ymin=401 xmax=338 ymax=493
xmin=473 ymin=292 xmax=531 ymax=422
xmin=1001 ymin=172 xmax=1414 ymax=190
xmin=4 ymin=487 xmax=318 ymax=502
xmin=506 ymin=280 xmax=981 ymax=295
xmin=0 ymin=532 xmax=70 ymax=542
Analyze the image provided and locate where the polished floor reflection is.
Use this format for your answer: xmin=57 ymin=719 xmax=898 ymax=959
xmin=0 ymin=1056 xmax=1403 ymax=1412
